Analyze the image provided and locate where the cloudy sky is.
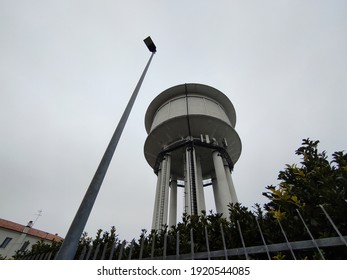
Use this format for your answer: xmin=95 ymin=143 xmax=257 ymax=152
xmin=1 ymin=0 xmax=346 ymax=242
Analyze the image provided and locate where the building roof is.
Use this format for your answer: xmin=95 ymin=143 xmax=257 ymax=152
xmin=0 ymin=218 xmax=64 ymax=242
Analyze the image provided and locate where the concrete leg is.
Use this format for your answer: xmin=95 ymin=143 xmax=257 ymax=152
xmin=212 ymin=150 xmax=232 ymax=217
xmin=224 ymin=165 xmax=238 ymax=204
xmin=195 ymin=155 xmax=206 ymax=214
xmin=169 ymin=179 xmax=177 ymax=227
xmin=151 ymin=154 xmax=171 ymax=230
xmin=152 ymin=164 xmax=162 ymax=230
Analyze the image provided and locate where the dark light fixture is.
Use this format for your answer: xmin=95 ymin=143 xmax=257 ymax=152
xmin=144 ymin=36 xmax=157 ymax=53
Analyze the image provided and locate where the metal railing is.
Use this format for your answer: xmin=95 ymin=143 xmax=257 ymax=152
xmin=18 ymin=204 xmax=347 ymax=260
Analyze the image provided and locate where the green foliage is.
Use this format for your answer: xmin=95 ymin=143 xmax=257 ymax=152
xmin=13 ymin=227 xmax=119 ymax=260
xmin=13 ymin=239 xmax=62 ymax=259
xmin=272 ymin=252 xmax=286 ymax=260
xmin=262 ymin=138 xmax=347 ymax=258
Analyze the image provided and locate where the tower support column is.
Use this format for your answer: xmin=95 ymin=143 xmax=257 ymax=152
xmin=212 ymin=177 xmax=222 ymax=213
xmin=185 ymin=146 xmax=201 ymax=216
xmin=152 ymin=164 xmax=162 ymax=230
xmin=224 ymin=165 xmax=238 ymax=204
xmin=195 ymin=155 xmax=206 ymax=214
xmin=169 ymin=179 xmax=177 ymax=227
xmin=184 ymin=147 xmax=193 ymax=215
xmin=151 ymin=154 xmax=171 ymax=230
xmin=212 ymin=150 xmax=232 ymax=217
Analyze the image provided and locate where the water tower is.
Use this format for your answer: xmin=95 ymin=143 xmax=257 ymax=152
xmin=144 ymin=83 xmax=242 ymax=230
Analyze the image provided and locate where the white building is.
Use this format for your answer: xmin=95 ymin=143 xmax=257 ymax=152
xmin=0 ymin=218 xmax=63 ymax=259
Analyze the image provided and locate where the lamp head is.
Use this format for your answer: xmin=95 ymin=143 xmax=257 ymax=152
xmin=144 ymin=36 xmax=157 ymax=53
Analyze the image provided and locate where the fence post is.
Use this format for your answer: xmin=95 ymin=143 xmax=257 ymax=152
xmin=92 ymin=244 xmax=100 ymax=260
xmin=78 ymin=245 xmax=87 ymax=260
xmin=46 ymin=251 xmax=53 ymax=260
xmin=204 ymin=226 xmax=211 ymax=260
xmin=108 ymin=241 xmax=117 ymax=260
xmin=255 ymin=218 xmax=271 ymax=260
xmin=163 ymin=233 xmax=168 ymax=260
xmin=100 ymin=243 xmax=108 ymax=260
xmin=139 ymin=235 xmax=145 ymax=260
xmin=128 ymin=239 xmax=135 ymax=260
xmin=277 ymin=218 xmax=296 ymax=260
xmin=85 ymin=244 xmax=93 ymax=260
xmin=118 ymin=240 xmax=126 ymax=260
xmin=296 ymin=209 xmax=325 ymax=259
xmin=190 ymin=228 xmax=195 ymax=260
xmin=319 ymin=204 xmax=347 ymax=247
xmin=220 ymin=223 xmax=228 ymax=260
xmin=237 ymin=220 xmax=249 ymax=260
xmin=151 ymin=234 xmax=156 ymax=260
xmin=176 ymin=231 xmax=180 ymax=260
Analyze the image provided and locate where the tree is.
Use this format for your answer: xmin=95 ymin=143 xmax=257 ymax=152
xmin=263 ymin=138 xmax=347 ymax=259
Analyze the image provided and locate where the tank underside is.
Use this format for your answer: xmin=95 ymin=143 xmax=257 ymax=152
xmin=144 ymin=114 xmax=242 ymax=178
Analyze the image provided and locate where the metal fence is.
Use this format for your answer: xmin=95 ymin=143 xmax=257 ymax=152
xmin=19 ymin=204 xmax=347 ymax=260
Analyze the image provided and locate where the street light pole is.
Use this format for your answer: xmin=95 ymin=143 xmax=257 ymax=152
xmin=55 ymin=37 xmax=156 ymax=260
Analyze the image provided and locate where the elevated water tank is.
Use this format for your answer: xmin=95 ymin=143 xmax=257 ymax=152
xmin=144 ymin=83 xmax=242 ymax=230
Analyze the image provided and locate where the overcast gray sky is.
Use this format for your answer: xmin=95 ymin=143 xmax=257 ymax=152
xmin=1 ymin=0 xmax=346 ymax=241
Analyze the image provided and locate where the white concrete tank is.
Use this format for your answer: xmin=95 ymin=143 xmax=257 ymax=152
xmin=144 ymin=83 xmax=241 ymax=230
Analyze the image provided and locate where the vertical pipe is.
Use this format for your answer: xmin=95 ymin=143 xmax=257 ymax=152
xmin=195 ymin=155 xmax=206 ymax=213
xmin=55 ymin=51 xmax=155 ymax=259
xmin=158 ymin=159 xmax=167 ymax=228
xmin=152 ymin=154 xmax=171 ymax=230
xmin=169 ymin=179 xmax=177 ymax=227
xmin=162 ymin=155 xmax=171 ymax=226
xmin=187 ymin=146 xmax=198 ymax=215
xmin=152 ymin=163 xmax=162 ymax=230
xmin=185 ymin=148 xmax=193 ymax=215
xmin=183 ymin=153 xmax=189 ymax=215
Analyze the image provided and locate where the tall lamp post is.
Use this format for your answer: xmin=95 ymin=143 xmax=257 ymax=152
xmin=55 ymin=37 xmax=157 ymax=260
